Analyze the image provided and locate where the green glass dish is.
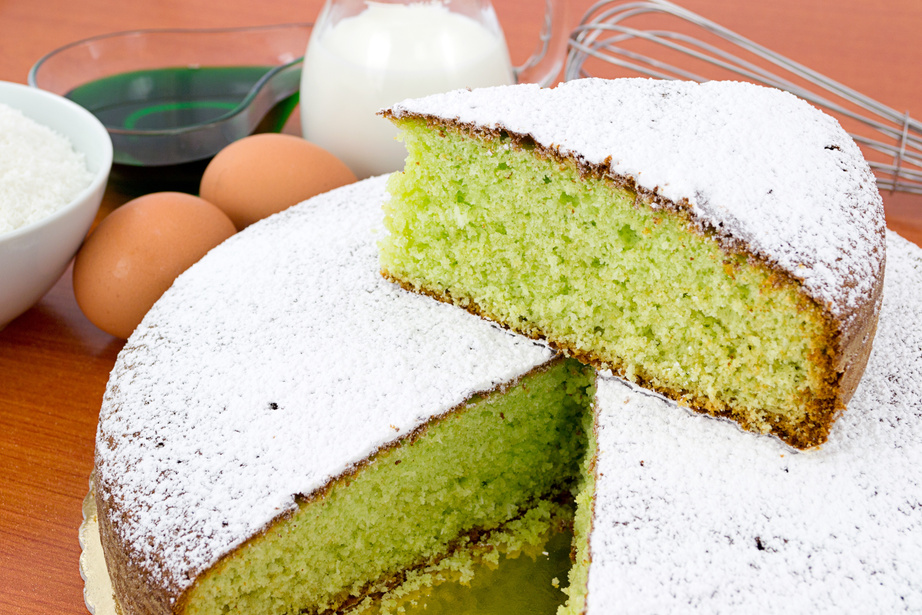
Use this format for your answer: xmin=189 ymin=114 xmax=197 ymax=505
xmin=29 ymin=24 xmax=311 ymax=192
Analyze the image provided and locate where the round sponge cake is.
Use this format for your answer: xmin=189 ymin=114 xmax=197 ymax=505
xmin=93 ymin=175 xmax=921 ymax=614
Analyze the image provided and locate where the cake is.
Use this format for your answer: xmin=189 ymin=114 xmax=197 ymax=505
xmin=379 ymin=78 xmax=886 ymax=449
xmin=564 ymin=231 xmax=922 ymax=613
xmin=93 ymin=176 xmax=594 ymax=615
xmin=92 ymin=177 xmax=922 ymax=614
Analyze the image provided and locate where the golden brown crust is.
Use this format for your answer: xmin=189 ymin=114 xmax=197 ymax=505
xmin=834 ymin=252 xmax=885 ymax=407
xmin=95 ymin=471 xmax=179 ymax=615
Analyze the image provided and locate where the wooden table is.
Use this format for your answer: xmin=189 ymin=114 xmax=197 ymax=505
xmin=0 ymin=1 xmax=919 ymax=612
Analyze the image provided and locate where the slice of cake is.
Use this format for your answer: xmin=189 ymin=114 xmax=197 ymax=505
xmin=379 ymin=78 xmax=886 ymax=449
xmin=93 ymin=176 xmax=594 ymax=615
xmin=563 ymin=231 xmax=922 ymax=613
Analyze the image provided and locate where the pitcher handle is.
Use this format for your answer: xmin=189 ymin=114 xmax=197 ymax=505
xmin=512 ymin=0 xmax=568 ymax=87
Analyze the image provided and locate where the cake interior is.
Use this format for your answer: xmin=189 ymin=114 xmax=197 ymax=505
xmin=557 ymin=403 xmax=598 ymax=615
xmin=182 ymin=358 xmax=594 ymax=615
xmin=380 ymin=117 xmax=838 ymax=448
xmin=348 ymin=505 xmax=575 ymax=614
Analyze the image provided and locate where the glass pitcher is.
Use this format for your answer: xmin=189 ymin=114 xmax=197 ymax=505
xmin=300 ymin=0 xmax=567 ymax=179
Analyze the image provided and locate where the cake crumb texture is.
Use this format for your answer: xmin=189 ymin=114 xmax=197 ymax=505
xmin=386 ymin=78 xmax=885 ymax=317
xmin=586 ymin=232 xmax=922 ymax=613
xmin=349 ymin=501 xmax=574 ymax=615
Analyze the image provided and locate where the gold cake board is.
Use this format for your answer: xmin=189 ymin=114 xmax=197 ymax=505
xmin=80 ymin=478 xmax=117 ymax=615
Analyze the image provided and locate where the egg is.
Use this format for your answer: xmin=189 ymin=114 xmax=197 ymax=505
xmin=200 ymin=133 xmax=357 ymax=230
xmin=73 ymin=192 xmax=236 ymax=339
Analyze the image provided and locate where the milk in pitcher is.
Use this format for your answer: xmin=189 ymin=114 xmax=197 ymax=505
xmin=300 ymin=2 xmax=515 ymax=179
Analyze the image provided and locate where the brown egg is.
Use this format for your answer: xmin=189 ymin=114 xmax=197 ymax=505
xmin=73 ymin=192 xmax=236 ymax=339
xmin=200 ymin=133 xmax=356 ymax=230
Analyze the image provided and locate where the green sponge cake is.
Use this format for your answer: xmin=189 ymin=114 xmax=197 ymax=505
xmin=93 ymin=176 xmax=593 ymax=615
xmin=92 ymin=177 xmax=922 ymax=614
xmin=92 ymin=79 xmax=894 ymax=614
xmin=380 ymin=78 xmax=886 ymax=449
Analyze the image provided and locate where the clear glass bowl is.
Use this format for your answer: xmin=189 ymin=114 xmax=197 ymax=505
xmin=29 ymin=24 xmax=311 ymax=192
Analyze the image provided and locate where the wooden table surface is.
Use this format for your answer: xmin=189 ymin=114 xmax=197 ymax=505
xmin=0 ymin=0 xmax=919 ymax=613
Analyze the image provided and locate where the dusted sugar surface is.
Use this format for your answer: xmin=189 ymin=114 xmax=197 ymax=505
xmin=588 ymin=232 xmax=922 ymax=613
xmin=93 ymin=176 xmax=554 ymax=596
xmin=388 ymin=78 xmax=885 ymax=320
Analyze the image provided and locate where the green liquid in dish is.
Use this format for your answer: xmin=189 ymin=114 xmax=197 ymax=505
xmin=66 ymin=66 xmax=294 ymax=132
xmin=66 ymin=66 xmax=300 ymax=193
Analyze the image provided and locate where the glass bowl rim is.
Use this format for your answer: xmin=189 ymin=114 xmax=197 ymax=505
xmin=27 ymin=22 xmax=312 ymax=138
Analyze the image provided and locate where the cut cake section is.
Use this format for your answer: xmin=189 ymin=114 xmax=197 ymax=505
xmin=380 ymin=78 xmax=886 ymax=449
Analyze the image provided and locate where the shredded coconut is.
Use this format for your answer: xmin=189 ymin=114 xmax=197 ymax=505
xmin=0 ymin=102 xmax=94 ymax=234
xmin=589 ymin=231 xmax=922 ymax=612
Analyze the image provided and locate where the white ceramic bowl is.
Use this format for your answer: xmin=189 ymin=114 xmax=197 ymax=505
xmin=0 ymin=80 xmax=112 ymax=330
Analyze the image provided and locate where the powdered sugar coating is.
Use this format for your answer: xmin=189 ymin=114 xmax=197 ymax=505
xmin=589 ymin=231 xmax=922 ymax=613
xmin=93 ymin=176 xmax=554 ymax=595
xmin=388 ymin=78 xmax=885 ymax=320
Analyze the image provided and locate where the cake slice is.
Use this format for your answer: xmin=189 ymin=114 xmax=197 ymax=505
xmin=93 ymin=177 xmax=594 ymax=615
xmin=563 ymin=231 xmax=922 ymax=613
xmin=380 ymin=78 xmax=886 ymax=449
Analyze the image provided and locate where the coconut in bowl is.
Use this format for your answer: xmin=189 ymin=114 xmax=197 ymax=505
xmin=0 ymin=80 xmax=112 ymax=330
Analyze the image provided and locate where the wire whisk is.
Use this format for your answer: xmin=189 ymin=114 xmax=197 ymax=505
xmin=565 ymin=0 xmax=922 ymax=194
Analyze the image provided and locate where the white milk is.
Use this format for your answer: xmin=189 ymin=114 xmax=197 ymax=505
xmin=300 ymin=2 xmax=515 ymax=179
